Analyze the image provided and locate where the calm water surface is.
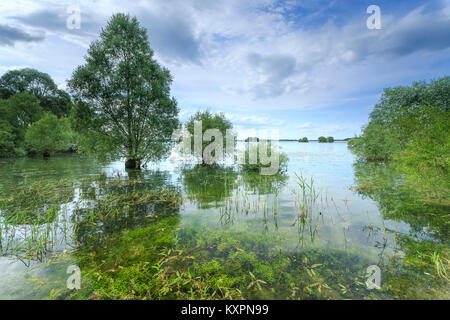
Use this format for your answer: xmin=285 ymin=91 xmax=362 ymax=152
xmin=0 ymin=142 xmax=447 ymax=299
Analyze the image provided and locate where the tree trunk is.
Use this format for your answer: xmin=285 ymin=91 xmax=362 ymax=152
xmin=43 ymin=151 xmax=50 ymax=158
xmin=125 ymin=159 xmax=141 ymax=169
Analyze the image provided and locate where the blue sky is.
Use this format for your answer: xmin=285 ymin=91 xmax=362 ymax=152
xmin=1 ymin=0 xmax=449 ymax=139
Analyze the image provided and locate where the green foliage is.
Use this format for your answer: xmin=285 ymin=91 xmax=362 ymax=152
xmin=0 ymin=92 xmax=43 ymax=156
xmin=185 ymin=110 xmax=233 ymax=165
xmin=68 ymin=13 xmax=179 ymax=167
xmin=298 ymin=137 xmax=308 ymax=143
xmin=240 ymin=142 xmax=289 ymax=174
xmin=39 ymin=90 xmax=73 ymax=117
xmin=0 ymin=68 xmax=72 ymax=117
xmin=348 ymin=77 xmax=450 ymax=191
xmin=350 ymin=77 xmax=450 ymax=162
xmin=370 ymin=77 xmax=450 ymax=131
xmin=25 ymin=113 xmax=72 ymax=156
xmin=0 ymin=68 xmax=56 ymax=98
xmin=0 ymin=120 xmax=16 ymax=157
xmin=348 ymin=123 xmax=397 ymax=161
xmin=394 ymin=105 xmax=450 ymax=193
xmin=0 ymin=69 xmax=74 ymax=157
xmin=0 ymin=92 xmax=43 ymax=130
xmin=317 ymin=136 xmax=334 ymax=143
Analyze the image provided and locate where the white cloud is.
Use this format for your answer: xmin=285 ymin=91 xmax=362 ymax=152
xmin=296 ymin=122 xmax=311 ymax=128
xmin=0 ymin=1 xmax=449 ymax=138
xmin=224 ymin=113 xmax=285 ymax=126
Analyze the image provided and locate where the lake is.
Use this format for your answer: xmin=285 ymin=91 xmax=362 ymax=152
xmin=0 ymin=142 xmax=448 ymax=299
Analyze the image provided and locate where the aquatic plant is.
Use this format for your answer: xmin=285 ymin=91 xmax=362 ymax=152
xmin=239 ymin=143 xmax=289 ymax=174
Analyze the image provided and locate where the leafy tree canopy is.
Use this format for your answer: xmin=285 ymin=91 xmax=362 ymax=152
xmin=68 ymin=13 xmax=179 ymax=169
xmin=25 ymin=113 xmax=71 ymax=156
xmin=0 ymin=92 xmax=43 ymax=130
xmin=0 ymin=92 xmax=44 ymax=156
xmin=349 ymin=77 xmax=449 ymax=192
xmin=0 ymin=68 xmax=56 ymax=98
xmin=0 ymin=120 xmax=16 ymax=157
xmin=240 ymin=145 xmax=289 ymax=174
xmin=370 ymin=77 xmax=450 ymax=128
xmin=0 ymin=68 xmax=72 ymax=117
xmin=185 ymin=110 xmax=233 ymax=165
xmin=350 ymin=77 xmax=450 ymax=162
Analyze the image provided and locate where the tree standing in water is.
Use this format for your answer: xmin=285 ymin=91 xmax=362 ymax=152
xmin=69 ymin=13 xmax=179 ymax=169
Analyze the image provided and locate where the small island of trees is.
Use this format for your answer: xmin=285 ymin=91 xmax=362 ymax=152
xmin=298 ymin=136 xmax=336 ymax=143
xmin=318 ymin=136 xmax=334 ymax=143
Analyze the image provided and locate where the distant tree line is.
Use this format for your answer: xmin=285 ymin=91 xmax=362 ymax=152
xmin=298 ymin=136 xmax=334 ymax=143
xmin=319 ymin=136 xmax=334 ymax=143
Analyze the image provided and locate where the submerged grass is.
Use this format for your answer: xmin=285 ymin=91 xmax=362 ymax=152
xmin=0 ymin=179 xmax=75 ymax=260
xmin=0 ymin=179 xmax=74 ymax=224
xmin=0 ymin=175 xmax=182 ymax=262
xmin=1 ymin=160 xmax=449 ymax=300
xmin=57 ymin=222 xmax=388 ymax=300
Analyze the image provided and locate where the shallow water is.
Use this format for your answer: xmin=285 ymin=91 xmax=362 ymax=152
xmin=0 ymin=142 xmax=448 ymax=299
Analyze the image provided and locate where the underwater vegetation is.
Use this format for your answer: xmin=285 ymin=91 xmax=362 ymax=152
xmin=0 ymin=147 xmax=448 ymax=300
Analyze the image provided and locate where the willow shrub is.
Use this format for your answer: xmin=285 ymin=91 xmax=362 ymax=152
xmin=240 ymin=144 xmax=289 ymax=174
xmin=394 ymin=105 xmax=449 ymax=195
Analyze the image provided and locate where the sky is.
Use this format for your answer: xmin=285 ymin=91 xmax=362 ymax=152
xmin=0 ymin=0 xmax=449 ymax=139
